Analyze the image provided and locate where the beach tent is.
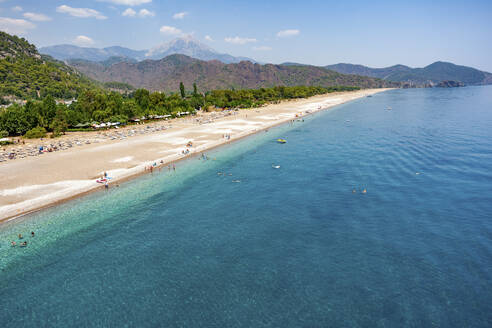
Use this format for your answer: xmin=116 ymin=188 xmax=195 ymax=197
xmin=74 ymin=123 xmax=90 ymax=128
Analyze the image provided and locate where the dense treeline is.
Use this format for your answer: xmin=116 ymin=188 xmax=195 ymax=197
xmin=0 ymin=85 xmax=358 ymax=137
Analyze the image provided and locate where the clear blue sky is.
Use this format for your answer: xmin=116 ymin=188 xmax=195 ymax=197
xmin=1 ymin=0 xmax=491 ymax=71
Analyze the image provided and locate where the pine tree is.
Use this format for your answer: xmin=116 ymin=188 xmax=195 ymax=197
xmin=179 ymin=82 xmax=185 ymax=98
xmin=193 ymin=83 xmax=198 ymax=96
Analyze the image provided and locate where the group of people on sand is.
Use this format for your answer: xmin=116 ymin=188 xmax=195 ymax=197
xmin=145 ymin=161 xmax=176 ymax=173
xmin=11 ymin=231 xmax=35 ymax=247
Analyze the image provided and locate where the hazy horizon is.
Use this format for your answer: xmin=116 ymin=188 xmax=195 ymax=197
xmin=0 ymin=0 xmax=491 ymax=71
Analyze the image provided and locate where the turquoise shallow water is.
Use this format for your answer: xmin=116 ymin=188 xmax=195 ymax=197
xmin=1 ymin=87 xmax=492 ymax=327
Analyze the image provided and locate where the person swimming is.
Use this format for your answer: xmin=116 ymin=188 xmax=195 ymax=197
xmin=31 ymin=231 xmax=35 ymax=237
xmin=362 ymin=189 xmax=367 ymax=194
xmin=11 ymin=241 xmax=16 ymax=247
xmin=20 ymin=241 xmax=27 ymax=247
xmin=352 ymin=189 xmax=357 ymax=193
xmin=18 ymin=234 xmax=23 ymax=239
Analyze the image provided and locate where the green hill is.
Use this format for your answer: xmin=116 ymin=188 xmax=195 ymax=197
xmin=0 ymin=31 xmax=99 ymax=101
xmin=325 ymin=62 xmax=492 ymax=86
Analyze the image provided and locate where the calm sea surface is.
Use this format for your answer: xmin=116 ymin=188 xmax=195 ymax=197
xmin=1 ymin=87 xmax=491 ymax=327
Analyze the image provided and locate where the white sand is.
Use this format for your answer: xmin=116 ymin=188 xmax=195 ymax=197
xmin=111 ymin=156 xmax=134 ymax=163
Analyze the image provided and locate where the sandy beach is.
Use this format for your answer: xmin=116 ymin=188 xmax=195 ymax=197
xmin=0 ymin=88 xmax=390 ymax=222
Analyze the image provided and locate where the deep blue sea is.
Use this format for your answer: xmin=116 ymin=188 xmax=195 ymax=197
xmin=1 ymin=87 xmax=492 ymax=327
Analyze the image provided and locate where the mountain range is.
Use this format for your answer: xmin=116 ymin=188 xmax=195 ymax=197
xmin=68 ymin=54 xmax=396 ymax=92
xmin=324 ymin=62 xmax=492 ymax=86
xmin=40 ymin=36 xmax=255 ymax=64
xmin=3 ymin=29 xmax=491 ymax=102
xmin=40 ymin=36 xmax=492 ymax=88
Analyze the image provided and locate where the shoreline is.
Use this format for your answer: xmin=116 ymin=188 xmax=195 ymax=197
xmin=0 ymin=88 xmax=392 ymax=224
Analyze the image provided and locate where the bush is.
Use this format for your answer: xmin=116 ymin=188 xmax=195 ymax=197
xmin=24 ymin=126 xmax=47 ymax=139
xmin=0 ymin=130 xmax=8 ymax=138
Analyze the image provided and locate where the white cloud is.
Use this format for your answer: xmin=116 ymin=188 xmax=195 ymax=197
xmin=138 ymin=9 xmax=154 ymax=17
xmin=277 ymin=29 xmax=300 ymax=38
xmin=56 ymin=5 xmax=107 ymax=20
xmin=23 ymin=12 xmax=52 ymax=22
xmin=204 ymin=35 xmax=214 ymax=42
xmin=122 ymin=8 xmax=136 ymax=17
xmin=224 ymin=36 xmax=257 ymax=45
xmin=12 ymin=6 xmax=23 ymax=12
xmin=100 ymin=0 xmax=151 ymax=6
xmin=0 ymin=17 xmax=35 ymax=34
xmin=253 ymin=46 xmax=272 ymax=51
xmin=173 ymin=12 xmax=188 ymax=19
xmin=160 ymin=25 xmax=182 ymax=35
xmin=73 ymin=35 xmax=95 ymax=46
xmin=122 ymin=8 xmax=154 ymax=18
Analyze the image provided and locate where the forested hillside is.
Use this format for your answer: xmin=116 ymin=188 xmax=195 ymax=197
xmin=68 ymin=54 xmax=398 ymax=92
xmin=0 ymin=31 xmax=98 ymax=101
xmin=325 ymin=62 xmax=492 ymax=85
